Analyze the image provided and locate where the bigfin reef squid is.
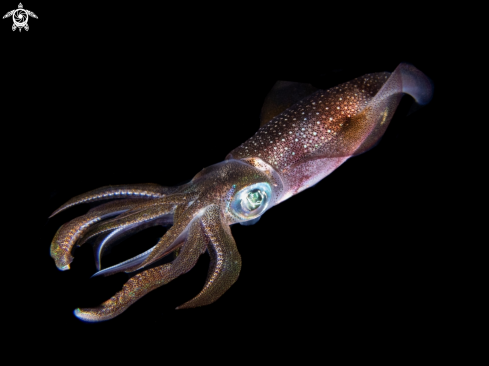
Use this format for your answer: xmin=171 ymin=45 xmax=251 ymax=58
xmin=49 ymin=63 xmax=433 ymax=322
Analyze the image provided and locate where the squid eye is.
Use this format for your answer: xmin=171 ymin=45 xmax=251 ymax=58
xmin=242 ymin=189 xmax=265 ymax=211
xmin=230 ymin=182 xmax=272 ymax=220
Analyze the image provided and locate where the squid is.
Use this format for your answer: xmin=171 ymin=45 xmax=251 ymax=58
xmin=49 ymin=63 xmax=433 ymax=322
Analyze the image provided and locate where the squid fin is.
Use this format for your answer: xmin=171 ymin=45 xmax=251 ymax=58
xmin=260 ymin=81 xmax=318 ymax=127
xmin=288 ymin=62 xmax=433 ymax=162
xmin=351 ymin=63 xmax=433 ymax=156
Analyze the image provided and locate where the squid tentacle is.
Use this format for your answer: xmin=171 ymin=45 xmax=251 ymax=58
xmin=91 ymin=234 xmax=188 ymax=278
xmin=78 ymin=204 xmax=177 ymax=248
xmin=91 ymin=246 xmax=156 ymax=277
xmin=77 ymin=194 xmax=188 ymax=247
xmin=49 ymin=183 xmax=174 ymax=218
xmin=74 ymin=219 xmax=208 ymax=322
xmin=50 ymin=198 xmax=150 ymax=270
xmin=137 ymin=195 xmax=210 ymax=269
xmin=177 ymin=204 xmax=241 ymax=309
xmin=90 ymin=200 xmax=200 ymax=277
xmin=93 ymin=216 xmax=173 ymax=271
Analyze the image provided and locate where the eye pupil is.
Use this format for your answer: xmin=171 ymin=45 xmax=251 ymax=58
xmin=231 ymin=182 xmax=272 ymax=219
xmin=244 ymin=189 xmax=264 ymax=211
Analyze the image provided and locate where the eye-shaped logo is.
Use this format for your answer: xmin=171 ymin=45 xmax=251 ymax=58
xmin=3 ymin=3 xmax=37 ymax=32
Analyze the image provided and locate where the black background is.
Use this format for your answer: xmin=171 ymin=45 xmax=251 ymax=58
xmin=3 ymin=1 xmax=449 ymax=355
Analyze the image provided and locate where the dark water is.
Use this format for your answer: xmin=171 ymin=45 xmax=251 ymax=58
xmin=3 ymin=3 xmax=449 ymax=355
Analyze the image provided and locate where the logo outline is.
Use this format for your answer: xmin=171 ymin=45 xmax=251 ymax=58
xmin=3 ymin=3 xmax=38 ymax=32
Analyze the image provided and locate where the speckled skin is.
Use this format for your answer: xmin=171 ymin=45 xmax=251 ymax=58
xmin=49 ymin=63 xmax=433 ymax=322
xmin=50 ymin=198 xmax=150 ymax=270
xmin=228 ymin=63 xmax=432 ymax=202
xmin=49 ymin=183 xmax=173 ymax=218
